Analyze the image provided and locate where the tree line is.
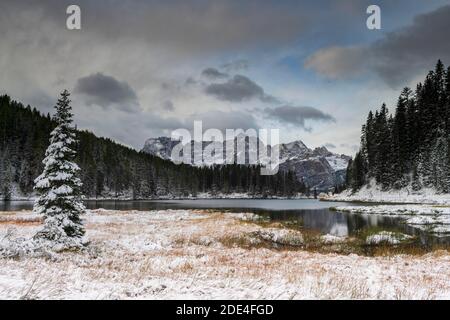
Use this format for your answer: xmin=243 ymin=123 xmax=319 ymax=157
xmin=0 ymin=94 xmax=306 ymax=200
xmin=347 ymin=60 xmax=450 ymax=192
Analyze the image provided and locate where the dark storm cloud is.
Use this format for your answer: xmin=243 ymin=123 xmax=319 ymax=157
xmin=74 ymin=73 xmax=139 ymax=112
xmin=265 ymin=105 xmax=335 ymax=128
xmin=371 ymin=5 xmax=450 ymax=85
xmin=201 ymin=68 xmax=229 ymax=80
xmin=205 ymin=75 xmax=277 ymax=103
xmin=305 ymin=5 xmax=450 ymax=87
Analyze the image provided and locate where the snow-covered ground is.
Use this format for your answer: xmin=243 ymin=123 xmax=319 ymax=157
xmin=322 ymin=182 xmax=450 ymax=205
xmin=1 ymin=209 xmax=450 ymax=299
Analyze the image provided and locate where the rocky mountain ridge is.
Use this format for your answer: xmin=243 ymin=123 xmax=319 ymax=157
xmin=142 ymin=136 xmax=350 ymax=190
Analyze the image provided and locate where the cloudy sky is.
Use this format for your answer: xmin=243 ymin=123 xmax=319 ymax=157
xmin=1 ymin=0 xmax=450 ymax=155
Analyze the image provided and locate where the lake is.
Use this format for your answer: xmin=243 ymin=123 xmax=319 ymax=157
xmin=1 ymin=199 xmax=448 ymax=245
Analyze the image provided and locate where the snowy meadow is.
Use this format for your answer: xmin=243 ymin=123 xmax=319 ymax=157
xmin=1 ymin=208 xmax=449 ymax=299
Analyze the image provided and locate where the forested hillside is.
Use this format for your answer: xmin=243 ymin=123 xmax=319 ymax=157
xmin=0 ymin=95 xmax=305 ymax=200
xmin=347 ymin=60 xmax=450 ymax=193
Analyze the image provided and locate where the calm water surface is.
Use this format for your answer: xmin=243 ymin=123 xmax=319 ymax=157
xmin=1 ymin=199 xmax=448 ymax=245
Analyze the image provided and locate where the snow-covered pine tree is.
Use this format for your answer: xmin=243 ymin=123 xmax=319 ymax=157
xmin=430 ymin=133 xmax=448 ymax=191
xmin=1 ymin=156 xmax=13 ymax=201
xmin=33 ymin=90 xmax=86 ymax=249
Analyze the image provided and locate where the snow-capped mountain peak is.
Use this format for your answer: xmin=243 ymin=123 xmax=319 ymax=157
xmin=277 ymin=140 xmax=310 ymax=161
xmin=142 ymin=137 xmax=181 ymax=160
xmin=142 ymin=136 xmax=351 ymax=190
xmin=283 ymin=140 xmax=309 ymax=152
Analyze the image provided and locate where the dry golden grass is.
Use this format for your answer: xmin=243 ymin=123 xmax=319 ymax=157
xmin=0 ymin=214 xmax=42 ymax=225
xmin=0 ymin=220 xmax=41 ymax=226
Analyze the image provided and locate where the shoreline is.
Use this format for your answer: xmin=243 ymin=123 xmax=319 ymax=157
xmin=320 ymin=187 xmax=450 ymax=206
xmin=321 ymin=197 xmax=450 ymax=206
xmin=319 ymin=197 xmax=424 ymax=205
xmin=1 ymin=195 xmax=316 ymax=202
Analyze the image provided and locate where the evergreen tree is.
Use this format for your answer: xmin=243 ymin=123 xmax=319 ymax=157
xmin=1 ymin=155 xmax=13 ymax=201
xmin=33 ymin=90 xmax=86 ymax=249
xmin=351 ymin=152 xmax=366 ymax=190
xmin=374 ymin=104 xmax=391 ymax=188
xmin=445 ymin=66 xmax=450 ymax=128
xmin=391 ymin=88 xmax=410 ymax=187
xmin=364 ymin=111 xmax=375 ymax=176
xmin=348 ymin=60 xmax=450 ymax=194
xmin=345 ymin=158 xmax=353 ymax=187
xmin=430 ymin=132 xmax=449 ymax=192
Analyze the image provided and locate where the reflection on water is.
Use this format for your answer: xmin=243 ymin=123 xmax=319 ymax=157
xmin=0 ymin=201 xmax=33 ymax=212
xmin=1 ymin=199 xmax=449 ymax=245
xmin=254 ymin=208 xmax=400 ymax=237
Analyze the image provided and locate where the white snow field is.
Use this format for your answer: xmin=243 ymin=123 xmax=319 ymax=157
xmin=1 ymin=209 xmax=450 ymax=299
xmin=322 ymin=181 xmax=450 ymax=205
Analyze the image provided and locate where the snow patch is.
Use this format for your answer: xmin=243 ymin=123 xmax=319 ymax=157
xmin=252 ymin=228 xmax=304 ymax=246
xmin=366 ymin=231 xmax=412 ymax=245
xmin=323 ymin=181 xmax=450 ymax=205
xmin=321 ymin=234 xmax=347 ymax=244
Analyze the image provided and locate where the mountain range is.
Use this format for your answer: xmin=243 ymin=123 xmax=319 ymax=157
xmin=142 ymin=136 xmax=350 ymax=190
